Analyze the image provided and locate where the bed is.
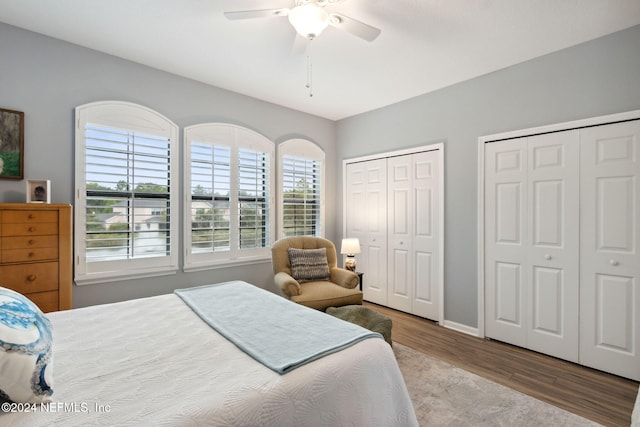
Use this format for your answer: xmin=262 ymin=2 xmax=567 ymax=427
xmin=1 ymin=281 xmax=417 ymax=426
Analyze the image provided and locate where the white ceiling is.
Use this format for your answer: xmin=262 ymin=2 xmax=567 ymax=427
xmin=1 ymin=0 xmax=639 ymax=120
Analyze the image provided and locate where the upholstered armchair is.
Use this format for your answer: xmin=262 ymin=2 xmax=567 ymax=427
xmin=271 ymin=236 xmax=363 ymax=311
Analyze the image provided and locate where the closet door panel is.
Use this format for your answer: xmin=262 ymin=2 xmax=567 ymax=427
xmin=415 ymin=252 xmax=433 ymax=302
xmin=364 ymin=160 xmax=388 ymax=305
xmin=526 ymin=131 xmax=579 ymax=362
xmin=494 ymin=262 xmax=523 ymax=325
xmin=580 ymin=120 xmax=640 ymax=381
xmin=346 ymin=160 xmax=388 ymax=305
xmin=387 ymin=155 xmax=413 ymax=312
xmin=595 ymin=274 xmax=634 ymax=350
xmin=412 ymin=150 xmax=440 ymax=319
xmin=485 ymin=139 xmax=528 ymax=346
xmin=531 ymin=266 xmax=562 ymax=331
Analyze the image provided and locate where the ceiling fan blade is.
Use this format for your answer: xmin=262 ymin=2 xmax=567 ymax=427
xmin=328 ymin=13 xmax=381 ymax=41
xmin=224 ymin=8 xmax=289 ymax=20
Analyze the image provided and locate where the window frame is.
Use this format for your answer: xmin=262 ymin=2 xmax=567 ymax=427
xmin=74 ymin=101 xmax=179 ymax=285
xmin=183 ymin=123 xmax=275 ymax=271
xmin=277 ymin=139 xmax=325 ymax=239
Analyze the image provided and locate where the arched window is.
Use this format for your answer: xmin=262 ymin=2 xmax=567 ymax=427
xmin=184 ymin=123 xmax=275 ymax=270
xmin=74 ymin=101 xmax=179 ymax=284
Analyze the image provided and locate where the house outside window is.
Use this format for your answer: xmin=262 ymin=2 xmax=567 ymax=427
xmin=74 ymin=101 xmax=179 ymax=284
xmin=277 ymin=139 xmax=325 ymax=238
xmin=184 ymin=123 xmax=275 ymax=271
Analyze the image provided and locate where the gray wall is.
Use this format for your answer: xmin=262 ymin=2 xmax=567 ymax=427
xmin=0 ymin=23 xmax=337 ymax=307
xmin=335 ymin=25 xmax=640 ymax=328
xmin=2 ymin=20 xmax=639 ymax=328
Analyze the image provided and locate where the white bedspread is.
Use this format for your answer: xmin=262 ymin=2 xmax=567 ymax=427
xmin=2 ymin=291 xmax=417 ymax=426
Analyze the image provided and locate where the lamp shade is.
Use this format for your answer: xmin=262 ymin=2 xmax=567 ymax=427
xmin=288 ymin=3 xmax=329 ymax=39
xmin=340 ymin=238 xmax=361 ymax=255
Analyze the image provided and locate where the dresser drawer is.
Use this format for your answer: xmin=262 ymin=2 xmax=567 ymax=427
xmin=26 ymin=291 xmax=59 ymax=313
xmin=2 ymin=210 xmax=58 ymax=224
xmin=3 ymin=235 xmax=58 ymax=250
xmin=2 ymin=247 xmax=58 ymax=263
xmin=0 ymin=262 xmax=59 ymax=293
xmin=1 ymin=222 xmax=58 ymax=237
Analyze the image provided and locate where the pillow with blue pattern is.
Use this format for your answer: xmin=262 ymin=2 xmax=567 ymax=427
xmin=0 ymin=287 xmax=53 ymax=403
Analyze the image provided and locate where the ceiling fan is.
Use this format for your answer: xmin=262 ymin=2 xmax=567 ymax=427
xmin=224 ymin=0 xmax=381 ymax=42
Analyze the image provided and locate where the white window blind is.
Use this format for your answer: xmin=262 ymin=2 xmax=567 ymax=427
xmin=84 ymin=124 xmax=171 ymax=261
xmin=184 ymin=124 xmax=274 ymax=270
xmin=281 ymin=155 xmax=322 ymax=236
xmin=238 ymin=148 xmax=271 ymax=249
xmin=190 ymin=143 xmax=231 ymax=253
xmin=75 ymin=101 xmax=179 ymax=285
xmin=278 ymin=139 xmax=325 ymax=238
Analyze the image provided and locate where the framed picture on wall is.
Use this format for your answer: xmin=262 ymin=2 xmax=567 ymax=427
xmin=0 ymin=107 xmax=25 ymax=180
xmin=26 ymin=179 xmax=51 ymax=203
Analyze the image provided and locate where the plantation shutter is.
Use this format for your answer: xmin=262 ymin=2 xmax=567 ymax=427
xmin=238 ymin=148 xmax=271 ymax=249
xmin=184 ymin=123 xmax=275 ymax=270
xmin=190 ymin=143 xmax=232 ymax=253
xmin=281 ymin=155 xmax=322 ymax=236
xmin=84 ymin=124 xmax=172 ymax=262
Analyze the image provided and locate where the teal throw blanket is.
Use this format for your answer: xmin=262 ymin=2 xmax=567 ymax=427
xmin=175 ymin=281 xmax=381 ymax=374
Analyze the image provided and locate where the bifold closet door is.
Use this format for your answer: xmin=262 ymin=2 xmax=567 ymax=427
xmin=485 ymin=138 xmax=528 ymax=347
xmin=525 ymin=131 xmax=579 ymax=362
xmin=485 ymin=131 xmax=579 ymax=362
xmin=345 ymin=159 xmax=388 ymax=305
xmin=387 ymin=150 xmax=441 ymax=320
xmin=579 ymin=120 xmax=640 ymax=381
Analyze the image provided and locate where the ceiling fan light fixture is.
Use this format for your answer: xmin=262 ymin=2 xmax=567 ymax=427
xmin=288 ymin=3 xmax=329 ymax=39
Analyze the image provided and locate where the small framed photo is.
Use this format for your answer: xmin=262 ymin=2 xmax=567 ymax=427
xmin=26 ymin=179 xmax=51 ymax=203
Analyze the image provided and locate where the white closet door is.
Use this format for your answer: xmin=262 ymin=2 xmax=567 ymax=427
xmin=412 ymin=150 xmax=440 ymax=320
xmin=485 ymin=138 xmax=528 ymax=347
xmin=580 ymin=120 xmax=640 ymax=381
xmin=387 ymin=151 xmax=441 ymax=320
xmin=485 ymin=132 xmax=579 ymax=359
xmin=387 ymin=154 xmax=413 ymax=312
xmin=526 ymin=131 xmax=579 ymax=362
xmin=345 ymin=159 xmax=388 ymax=305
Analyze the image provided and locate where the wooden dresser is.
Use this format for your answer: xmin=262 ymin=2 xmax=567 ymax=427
xmin=0 ymin=203 xmax=72 ymax=312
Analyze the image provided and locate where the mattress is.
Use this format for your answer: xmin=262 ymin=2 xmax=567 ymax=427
xmin=1 ymin=289 xmax=417 ymax=426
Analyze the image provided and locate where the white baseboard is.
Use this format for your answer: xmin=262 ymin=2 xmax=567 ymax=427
xmin=442 ymin=320 xmax=480 ymax=337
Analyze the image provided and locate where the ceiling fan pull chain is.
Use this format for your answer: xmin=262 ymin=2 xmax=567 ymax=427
xmin=306 ymin=38 xmax=313 ymax=97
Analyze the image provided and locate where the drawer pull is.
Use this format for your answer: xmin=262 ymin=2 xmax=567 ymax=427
xmin=28 ymin=214 xmax=34 ymax=219
xmin=29 ymin=239 xmax=35 ymax=245
xmin=28 ymin=226 xmax=35 ymax=232
xmin=28 ymin=252 xmax=35 ymax=258
xmin=27 ymin=274 xmax=37 ymax=282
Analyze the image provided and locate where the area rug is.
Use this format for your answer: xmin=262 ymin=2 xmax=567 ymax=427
xmin=393 ymin=343 xmax=601 ymax=426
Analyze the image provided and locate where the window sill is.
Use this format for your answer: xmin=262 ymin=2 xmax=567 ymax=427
xmin=74 ymin=266 xmax=179 ymax=286
xmin=183 ymin=255 xmax=271 ymax=273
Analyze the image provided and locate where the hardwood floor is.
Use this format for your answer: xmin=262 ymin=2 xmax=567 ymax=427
xmin=364 ymin=302 xmax=639 ymax=427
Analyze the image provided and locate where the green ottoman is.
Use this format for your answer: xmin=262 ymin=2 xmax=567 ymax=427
xmin=326 ymin=305 xmax=392 ymax=346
